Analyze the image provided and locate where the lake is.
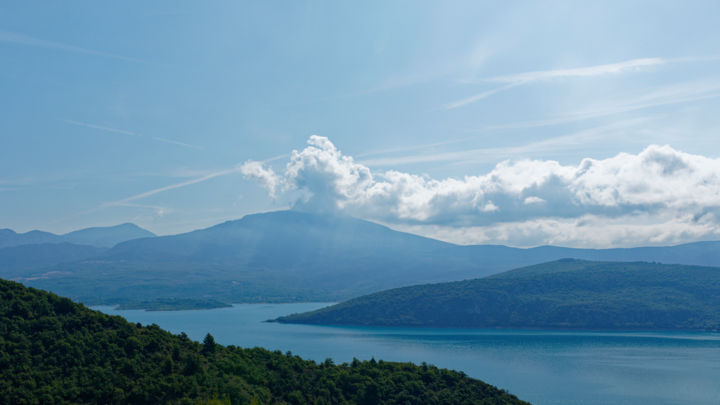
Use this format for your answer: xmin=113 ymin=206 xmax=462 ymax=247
xmin=96 ymin=303 xmax=720 ymax=405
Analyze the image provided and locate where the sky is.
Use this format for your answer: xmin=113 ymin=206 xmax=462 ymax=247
xmin=1 ymin=1 xmax=720 ymax=248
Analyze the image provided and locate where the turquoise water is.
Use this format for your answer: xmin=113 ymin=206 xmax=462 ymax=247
xmin=96 ymin=303 xmax=720 ymax=405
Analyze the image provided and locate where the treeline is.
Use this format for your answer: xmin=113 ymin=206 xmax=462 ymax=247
xmin=115 ymin=297 xmax=232 ymax=311
xmin=0 ymin=278 xmax=527 ymax=404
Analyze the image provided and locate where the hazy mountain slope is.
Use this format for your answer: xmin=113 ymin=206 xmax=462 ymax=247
xmin=105 ymin=210 xmax=453 ymax=263
xmin=0 ymin=224 xmax=152 ymax=278
xmin=0 ymin=277 xmax=527 ymax=405
xmin=27 ymin=211 xmax=484 ymax=305
xmin=62 ymin=223 xmax=155 ymax=248
xmin=14 ymin=210 xmax=720 ymax=308
xmin=0 ymin=243 xmax=106 ymax=276
xmin=276 ymin=260 xmax=720 ymax=330
xmin=0 ymin=229 xmax=63 ymax=248
xmin=0 ymin=223 xmax=155 ymax=249
xmin=521 ymin=241 xmax=720 ymax=267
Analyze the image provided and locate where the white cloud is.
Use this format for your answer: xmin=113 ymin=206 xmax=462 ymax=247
xmin=523 ymin=196 xmax=545 ymax=205
xmin=242 ymin=136 xmax=720 ymax=247
xmin=239 ymin=161 xmax=281 ymax=198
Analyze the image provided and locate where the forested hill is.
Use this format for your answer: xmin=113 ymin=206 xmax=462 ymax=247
xmin=276 ymin=260 xmax=720 ymax=330
xmin=0 ymin=279 xmax=527 ymax=405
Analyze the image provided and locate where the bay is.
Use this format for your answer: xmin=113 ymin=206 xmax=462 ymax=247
xmin=96 ymin=303 xmax=720 ymax=405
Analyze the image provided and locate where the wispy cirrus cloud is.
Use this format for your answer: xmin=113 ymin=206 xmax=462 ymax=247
xmin=0 ymin=29 xmax=143 ymax=63
xmin=483 ymin=57 xmax=664 ymax=84
xmin=102 ymin=152 xmax=286 ymax=209
xmin=483 ymin=79 xmax=720 ymax=130
xmin=364 ymin=77 xmax=720 ymax=168
xmin=150 ymin=136 xmax=203 ymax=150
xmin=359 ymin=117 xmax=652 ymax=167
xmin=106 ymin=166 xmax=244 ymax=207
xmin=65 ymin=120 xmax=203 ymax=150
xmin=110 ymin=202 xmax=170 ymax=217
xmin=446 ymin=57 xmax=667 ymax=110
xmin=51 ymin=161 xmax=264 ymax=227
xmin=443 ymin=83 xmax=518 ymax=110
xmin=64 ymin=120 xmax=140 ymax=137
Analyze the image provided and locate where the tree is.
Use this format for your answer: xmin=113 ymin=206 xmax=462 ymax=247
xmin=202 ymin=333 xmax=216 ymax=355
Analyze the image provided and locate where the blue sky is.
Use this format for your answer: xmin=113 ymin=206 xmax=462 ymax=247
xmin=2 ymin=1 xmax=720 ymax=247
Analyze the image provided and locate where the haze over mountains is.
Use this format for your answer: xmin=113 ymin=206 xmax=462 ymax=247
xmin=0 ymin=223 xmax=155 ymax=249
xmin=3 ymin=210 xmax=720 ymax=309
xmin=0 ymin=224 xmax=156 ymax=276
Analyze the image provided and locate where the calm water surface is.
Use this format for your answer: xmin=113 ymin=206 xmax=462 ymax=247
xmin=96 ymin=303 xmax=720 ymax=405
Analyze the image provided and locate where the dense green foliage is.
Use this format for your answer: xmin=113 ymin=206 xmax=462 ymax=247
xmin=278 ymin=260 xmax=720 ymax=330
xmin=0 ymin=278 xmax=527 ymax=404
xmin=7 ymin=211 xmax=720 ymax=310
xmin=116 ymin=298 xmax=232 ymax=311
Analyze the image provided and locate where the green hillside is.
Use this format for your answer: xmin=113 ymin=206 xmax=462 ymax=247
xmin=276 ymin=260 xmax=720 ymax=330
xmin=0 ymin=278 xmax=527 ymax=405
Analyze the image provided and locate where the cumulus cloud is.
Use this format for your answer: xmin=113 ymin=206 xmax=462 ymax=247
xmin=241 ymin=136 xmax=720 ymax=247
xmin=239 ymin=161 xmax=281 ymax=198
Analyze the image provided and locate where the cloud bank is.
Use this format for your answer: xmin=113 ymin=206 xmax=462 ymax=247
xmin=241 ymin=136 xmax=720 ymax=247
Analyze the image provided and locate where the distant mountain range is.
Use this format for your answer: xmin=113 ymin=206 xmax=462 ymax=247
xmin=276 ymin=259 xmax=720 ymax=330
xmin=0 ymin=223 xmax=155 ymax=276
xmin=4 ymin=210 xmax=720 ymax=308
xmin=0 ymin=223 xmax=155 ymax=248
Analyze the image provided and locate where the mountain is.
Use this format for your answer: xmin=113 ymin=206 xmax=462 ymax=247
xmin=22 ymin=210 xmax=483 ymax=305
xmin=0 ymin=223 xmax=155 ymax=249
xmin=0 ymin=224 xmax=152 ymax=278
xmin=15 ymin=210 xmax=720 ymax=308
xmin=500 ymin=241 xmax=720 ymax=268
xmin=276 ymin=260 xmax=720 ymax=330
xmin=0 ymin=277 xmax=527 ymax=405
xmin=0 ymin=228 xmax=63 ymax=248
xmin=62 ymin=223 xmax=156 ymax=248
xmin=102 ymin=210 xmax=720 ymax=271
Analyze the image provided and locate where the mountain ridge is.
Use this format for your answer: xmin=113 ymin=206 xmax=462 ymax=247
xmin=7 ymin=210 xmax=720 ymax=309
xmin=275 ymin=259 xmax=720 ymax=330
xmin=62 ymin=223 xmax=155 ymax=248
xmin=0 ymin=223 xmax=155 ymax=249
